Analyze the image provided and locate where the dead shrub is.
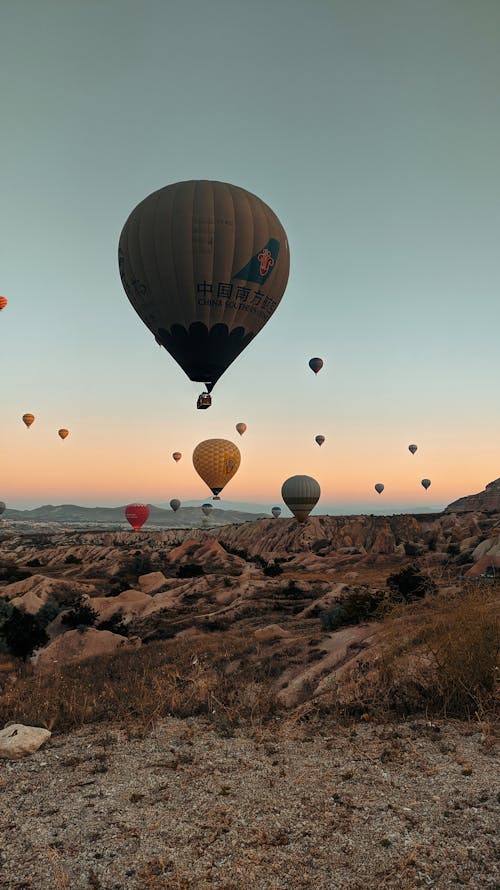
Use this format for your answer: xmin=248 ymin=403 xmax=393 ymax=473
xmin=372 ymin=585 xmax=499 ymax=718
xmin=0 ymin=632 xmax=279 ymax=732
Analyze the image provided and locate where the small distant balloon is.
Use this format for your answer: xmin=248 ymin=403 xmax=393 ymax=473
xmin=172 ymin=452 xmax=182 ymax=462
xmin=271 ymin=506 xmax=281 ymax=518
xmin=22 ymin=413 xmax=35 ymax=429
xmin=315 ymin=435 xmax=325 ymax=447
xmin=201 ymin=503 xmax=213 ymax=517
xmin=408 ymin=444 xmax=418 ymax=455
xmin=58 ymin=429 xmax=69 ymax=440
xmin=0 ymin=501 xmax=6 ymax=515
xmin=125 ymin=503 xmax=150 ymax=531
xmin=170 ymin=498 xmax=181 ymax=512
xmin=0 ymin=297 xmax=8 ymax=311
xmin=374 ymin=483 xmax=385 ymax=494
xmin=281 ymin=474 xmax=320 ymax=523
xmin=235 ymin=423 xmax=247 ymax=436
xmin=421 ymin=478 xmax=431 ymax=490
xmin=309 ymin=357 xmax=323 ymax=375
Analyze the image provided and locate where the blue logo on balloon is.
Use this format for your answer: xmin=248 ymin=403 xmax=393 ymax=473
xmin=233 ymin=238 xmax=280 ymax=285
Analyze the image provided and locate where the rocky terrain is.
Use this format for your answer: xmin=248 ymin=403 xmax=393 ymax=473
xmin=0 ymin=504 xmax=498 ymax=888
xmin=445 ymin=477 xmax=500 ymax=514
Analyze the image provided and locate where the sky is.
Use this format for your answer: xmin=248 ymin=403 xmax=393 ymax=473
xmin=1 ymin=0 xmax=500 ymax=514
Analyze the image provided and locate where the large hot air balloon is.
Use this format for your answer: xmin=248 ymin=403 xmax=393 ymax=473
xmin=281 ymin=475 xmax=320 ymax=523
xmin=58 ymin=429 xmax=69 ymax=440
xmin=193 ymin=439 xmax=240 ymax=499
xmin=271 ymin=506 xmax=281 ymax=518
xmin=0 ymin=297 xmax=8 ymax=311
xmin=201 ymin=503 xmax=213 ymax=517
xmin=374 ymin=483 xmax=385 ymax=494
xmin=408 ymin=444 xmax=418 ymax=455
xmin=0 ymin=501 xmax=6 ymax=515
xmin=421 ymin=478 xmax=431 ymax=490
xmin=22 ymin=413 xmax=35 ymax=429
xmin=235 ymin=423 xmax=247 ymax=436
xmin=118 ymin=181 xmax=290 ymax=406
xmin=315 ymin=435 xmax=325 ymax=447
xmin=309 ymin=357 xmax=323 ymax=375
xmin=170 ymin=498 xmax=181 ymax=512
xmin=125 ymin=504 xmax=150 ymax=531
xmin=172 ymin=452 xmax=182 ymax=463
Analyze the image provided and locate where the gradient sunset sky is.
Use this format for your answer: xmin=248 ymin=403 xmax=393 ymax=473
xmin=2 ymin=0 xmax=499 ymax=514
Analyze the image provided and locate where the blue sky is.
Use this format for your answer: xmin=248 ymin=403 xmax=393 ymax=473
xmin=1 ymin=0 xmax=499 ymax=513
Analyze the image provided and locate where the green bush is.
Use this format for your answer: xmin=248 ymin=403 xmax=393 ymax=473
xmin=177 ymin=563 xmax=204 ymax=578
xmin=386 ymin=565 xmax=437 ymax=602
xmin=61 ymin=599 xmax=98 ymax=633
xmin=0 ymin=604 xmax=48 ymax=660
xmin=320 ymin=587 xmax=388 ymax=632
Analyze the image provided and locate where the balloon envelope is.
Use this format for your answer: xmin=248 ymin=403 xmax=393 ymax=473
xmin=235 ymin=423 xmax=247 ymax=436
xmin=309 ymin=357 xmax=323 ymax=374
xmin=193 ymin=439 xmax=241 ymax=497
xmin=315 ymin=435 xmax=325 ymax=447
xmin=170 ymin=498 xmax=181 ymax=512
xmin=172 ymin=452 xmax=182 ymax=462
xmin=119 ymin=180 xmax=290 ymax=393
xmin=281 ymin=474 xmax=320 ymax=523
xmin=201 ymin=503 xmax=213 ymax=517
xmin=271 ymin=506 xmax=281 ymax=518
xmin=58 ymin=429 xmax=69 ymax=440
xmin=374 ymin=483 xmax=385 ymax=494
xmin=0 ymin=501 xmax=6 ymax=515
xmin=125 ymin=504 xmax=150 ymax=531
xmin=421 ymin=478 xmax=431 ymax=490
xmin=0 ymin=297 xmax=7 ymax=311
xmin=22 ymin=413 xmax=35 ymax=428
xmin=408 ymin=444 xmax=418 ymax=455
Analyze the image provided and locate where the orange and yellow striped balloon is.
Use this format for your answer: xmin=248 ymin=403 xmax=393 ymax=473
xmin=58 ymin=428 xmax=69 ymax=440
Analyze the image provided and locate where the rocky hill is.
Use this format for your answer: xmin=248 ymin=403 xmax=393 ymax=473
xmin=445 ymin=478 xmax=500 ymax=513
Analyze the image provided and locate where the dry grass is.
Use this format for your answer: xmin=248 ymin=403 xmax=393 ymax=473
xmin=0 ymin=631 xmax=279 ymax=733
xmin=371 ymin=583 xmax=499 ymax=719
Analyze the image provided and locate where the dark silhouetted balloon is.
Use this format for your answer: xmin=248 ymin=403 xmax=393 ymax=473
xmin=125 ymin=504 xmax=150 ymax=531
xmin=281 ymin=474 xmax=320 ymax=523
xmin=119 ymin=180 xmax=290 ymax=394
xmin=172 ymin=452 xmax=182 ymax=462
xmin=58 ymin=429 xmax=69 ymax=440
xmin=170 ymin=499 xmax=181 ymax=512
xmin=201 ymin=503 xmax=213 ymax=517
xmin=315 ymin=435 xmax=325 ymax=447
xmin=271 ymin=506 xmax=281 ymax=518
xmin=0 ymin=501 xmax=6 ymax=515
xmin=408 ymin=444 xmax=418 ymax=455
xmin=374 ymin=483 xmax=384 ymax=494
xmin=421 ymin=478 xmax=431 ymax=490
xmin=309 ymin=358 xmax=323 ymax=374
xmin=22 ymin=413 xmax=35 ymax=429
xmin=236 ymin=423 xmax=247 ymax=436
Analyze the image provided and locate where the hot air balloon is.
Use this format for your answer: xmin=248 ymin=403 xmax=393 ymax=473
xmin=374 ymin=483 xmax=385 ymax=494
xmin=22 ymin=414 xmax=35 ymax=429
xmin=281 ymin=475 xmax=320 ymax=523
xmin=125 ymin=504 xmax=150 ymax=531
xmin=118 ymin=180 xmax=290 ymax=408
xmin=421 ymin=478 xmax=431 ymax=490
xmin=0 ymin=501 xmax=6 ymax=515
xmin=170 ymin=498 xmax=181 ymax=512
xmin=408 ymin=444 xmax=418 ymax=455
xmin=309 ymin=357 xmax=323 ymax=375
xmin=315 ymin=435 xmax=325 ymax=447
xmin=201 ymin=503 xmax=213 ymax=517
xmin=193 ymin=439 xmax=241 ymax=499
xmin=271 ymin=506 xmax=281 ymax=518
xmin=172 ymin=452 xmax=182 ymax=463
xmin=235 ymin=423 xmax=247 ymax=436
xmin=58 ymin=429 xmax=69 ymax=440
xmin=0 ymin=297 xmax=7 ymax=311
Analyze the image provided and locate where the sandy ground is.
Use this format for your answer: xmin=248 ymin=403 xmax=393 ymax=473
xmin=0 ymin=717 xmax=498 ymax=889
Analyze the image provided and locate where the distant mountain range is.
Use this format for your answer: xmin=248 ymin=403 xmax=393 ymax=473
xmin=3 ymin=503 xmax=268 ymax=528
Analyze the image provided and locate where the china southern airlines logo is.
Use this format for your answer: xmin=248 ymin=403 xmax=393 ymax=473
xmin=233 ymin=238 xmax=280 ymax=285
